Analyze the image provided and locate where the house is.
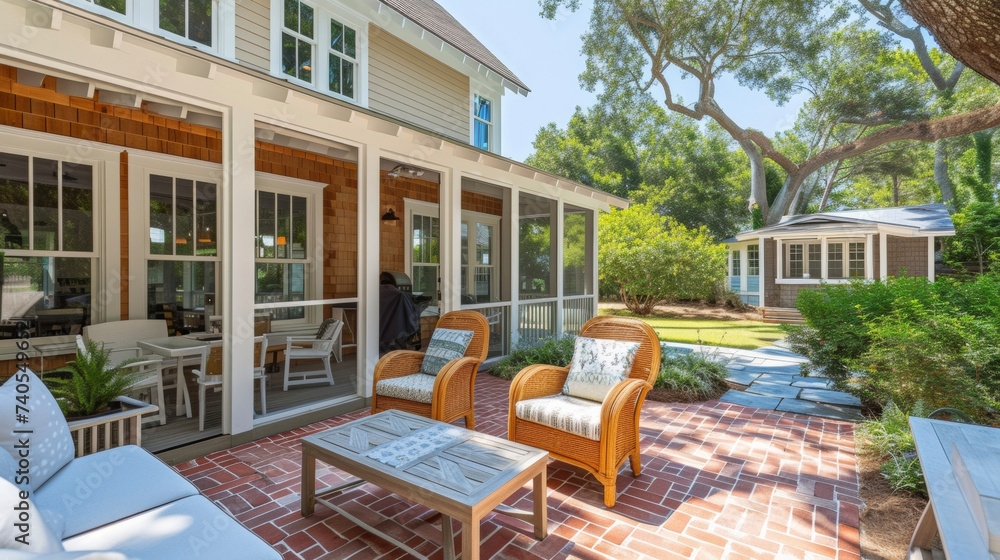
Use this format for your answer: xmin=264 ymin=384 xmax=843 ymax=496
xmin=724 ymin=203 xmax=955 ymax=310
xmin=0 ymin=0 xmax=624 ymax=453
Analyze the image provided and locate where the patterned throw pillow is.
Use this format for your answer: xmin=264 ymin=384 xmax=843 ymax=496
xmin=562 ymin=336 xmax=641 ymax=402
xmin=314 ymin=318 xmax=339 ymax=340
xmin=420 ymin=328 xmax=475 ymax=376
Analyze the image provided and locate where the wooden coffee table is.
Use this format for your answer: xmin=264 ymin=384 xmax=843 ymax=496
xmin=300 ymin=410 xmax=548 ymax=560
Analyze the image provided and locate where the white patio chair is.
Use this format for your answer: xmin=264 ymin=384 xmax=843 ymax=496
xmin=74 ymin=335 xmax=167 ymax=426
xmin=191 ymin=336 xmax=268 ymax=431
xmin=283 ymin=319 xmax=343 ymax=391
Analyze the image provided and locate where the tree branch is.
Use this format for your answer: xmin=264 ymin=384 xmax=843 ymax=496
xmin=745 ymin=130 xmax=799 ymax=174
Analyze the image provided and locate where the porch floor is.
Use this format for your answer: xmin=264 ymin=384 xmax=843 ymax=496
xmin=175 ymin=373 xmax=861 ymax=560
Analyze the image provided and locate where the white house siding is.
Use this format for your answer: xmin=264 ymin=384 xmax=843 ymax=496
xmin=367 ymin=24 xmax=470 ymax=143
xmin=235 ymin=0 xmax=270 ymax=72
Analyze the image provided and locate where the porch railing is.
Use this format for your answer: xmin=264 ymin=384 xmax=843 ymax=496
xmin=562 ymin=295 xmax=594 ymax=335
xmin=517 ymin=298 xmax=558 ymax=347
xmin=460 ymin=302 xmax=510 ymax=358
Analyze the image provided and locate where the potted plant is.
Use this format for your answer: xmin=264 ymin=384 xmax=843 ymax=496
xmin=46 ymin=339 xmax=143 ymax=419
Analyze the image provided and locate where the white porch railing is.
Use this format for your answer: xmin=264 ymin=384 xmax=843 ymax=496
xmin=517 ymin=298 xmax=558 ymax=347
xmin=460 ymin=301 xmax=511 ymax=358
xmin=66 ymin=396 xmax=159 ymax=457
xmin=562 ymin=295 xmax=594 ymax=335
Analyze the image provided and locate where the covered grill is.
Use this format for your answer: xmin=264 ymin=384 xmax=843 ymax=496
xmin=379 ymin=271 xmax=431 ymax=353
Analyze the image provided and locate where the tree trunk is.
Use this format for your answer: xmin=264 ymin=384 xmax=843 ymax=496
xmin=900 ymin=0 xmax=1000 ymax=86
xmin=893 ymin=174 xmax=901 ymax=205
xmin=935 ymin=140 xmax=954 ymax=209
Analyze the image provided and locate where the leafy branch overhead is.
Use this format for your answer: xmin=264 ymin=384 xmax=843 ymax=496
xmin=540 ymin=0 xmax=1000 ymax=224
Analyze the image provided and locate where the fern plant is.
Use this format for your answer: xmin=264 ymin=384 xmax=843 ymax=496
xmin=47 ymin=340 xmax=142 ymax=417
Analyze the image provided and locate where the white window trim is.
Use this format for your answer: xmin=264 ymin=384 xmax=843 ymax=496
xmin=253 ymin=171 xmax=325 ymax=328
xmin=270 ymin=0 xmax=369 ymax=106
xmin=63 ymin=0 xmax=235 ymax=59
xmin=775 ymin=237 xmax=868 ymax=284
xmin=470 ymin=82 xmax=501 ymax=154
xmin=0 ymin=127 xmax=120 ymax=350
xmin=461 ymin=209 xmax=501 ymax=303
xmin=404 ymin=198 xmax=440 ymax=303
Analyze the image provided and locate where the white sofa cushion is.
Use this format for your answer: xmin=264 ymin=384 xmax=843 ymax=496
xmin=1 ymin=552 xmax=130 ymax=560
xmin=515 ymin=394 xmax=604 ymax=441
xmin=64 ymin=495 xmax=281 ymax=560
xmin=34 ymin=445 xmax=199 ymax=540
xmin=0 ymin=369 xmax=76 ymax=491
xmin=375 ymin=373 xmax=435 ymax=404
xmin=0 ymin=476 xmax=64 ymax=553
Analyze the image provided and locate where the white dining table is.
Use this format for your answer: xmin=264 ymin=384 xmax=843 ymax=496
xmin=137 ymin=336 xmax=209 ymax=418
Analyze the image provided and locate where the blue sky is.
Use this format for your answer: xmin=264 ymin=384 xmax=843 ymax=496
xmin=435 ymin=0 xmax=807 ymax=163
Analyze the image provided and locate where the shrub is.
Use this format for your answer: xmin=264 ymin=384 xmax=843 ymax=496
xmin=857 ymin=401 xmax=927 ymax=497
xmin=655 ymin=349 xmax=729 ymax=401
xmin=489 ymin=335 xmax=577 ymax=380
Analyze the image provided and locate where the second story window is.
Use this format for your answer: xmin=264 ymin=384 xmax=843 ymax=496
xmin=473 ymin=94 xmax=492 ymax=151
xmin=282 ymin=0 xmax=315 ymax=83
xmin=159 ymin=0 xmax=213 ymax=48
xmin=329 ymin=18 xmax=357 ymax=100
xmin=85 ymin=0 xmax=126 ymax=15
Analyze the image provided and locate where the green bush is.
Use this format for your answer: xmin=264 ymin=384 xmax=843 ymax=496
xmin=488 ymin=335 xmax=577 ymax=380
xmin=655 ymin=350 xmax=729 ymax=400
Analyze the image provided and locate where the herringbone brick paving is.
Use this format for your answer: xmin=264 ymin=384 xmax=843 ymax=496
xmin=176 ymin=373 xmax=860 ymax=560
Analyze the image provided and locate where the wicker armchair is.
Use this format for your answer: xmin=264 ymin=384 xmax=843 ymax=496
xmin=371 ymin=311 xmax=489 ymax=428
xmin=508 ymin=316 xmax=661 ymax=507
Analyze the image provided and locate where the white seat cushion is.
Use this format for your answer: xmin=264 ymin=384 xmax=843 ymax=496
xmin=0 ymin=369 xmax=76 ymax=491
xmin=34 ymin=445 xmax=198 ymax=539
xmin=63 ymin=495 xmax=281 ymax=560
xmin=375 ymin=373 xmax=435 ymax=404
xmin=515 ymin=394 xmax=604 ymax=441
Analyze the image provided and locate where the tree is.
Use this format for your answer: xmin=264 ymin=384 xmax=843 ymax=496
xmin=944 ymin=202 xmax=1000 ymax=272
xmin=899 ymin=0 xmax=1000 ymax=86
xmin=598 ymin=204 xmax=726 ymax=314
xmin=540 ymin=0 xmax=1000 ymax=224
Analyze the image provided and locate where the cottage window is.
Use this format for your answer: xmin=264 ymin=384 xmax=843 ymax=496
xmin=473 ymin=94 xmax=492 ymax=151
xmin=282 ymin=0 xmax=316 ymax=83
xmin=808 ymin=243 xmax=822 ymax=278
xmin=849 ymin=242 xmax=865 ymax=278
xmin=732 ymin=250 xmax=741 ymax=277
xmin=255 ymin=191 xmax=310 ymax=321
xmin=827 ymin=243 xmax=844 ymax=278
xmin=786 ymin=244 xmax=803 ymax=278
xmin=159 ymin=0 xmax=213 ymax=48
xmin=747 ymin=244 xmax=759 ymax=276
xmin=328 ymin=18 xmax=358 ymax=100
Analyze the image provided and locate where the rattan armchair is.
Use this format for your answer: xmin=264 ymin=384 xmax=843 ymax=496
xmin=371 ymin=310 xmax=489 ymax=428
xmin=508 ymin=316 xmax=661 ymax=507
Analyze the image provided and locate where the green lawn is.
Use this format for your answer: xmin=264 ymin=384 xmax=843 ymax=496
xmin=599 ymin=309 xmax=785 ymax=349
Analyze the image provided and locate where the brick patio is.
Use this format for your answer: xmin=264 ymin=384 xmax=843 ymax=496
xmin=175 ymin=373 xmax=861 ymax=560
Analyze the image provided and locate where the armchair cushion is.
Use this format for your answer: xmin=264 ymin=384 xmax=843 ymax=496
xmin=0 ymin=370 xmax=76 ymax=491
xmin=419 ymin=328 xmax=474 ymax=376
xmin=375 ymin=373 xmax=435 ymax=404
xmin=562 ymin=337 xmax=640 ymax=402
xmin=314 ymin=318 xmax=339 ymax=340
xmin=514 ymin=394 xmax=603 ymax=441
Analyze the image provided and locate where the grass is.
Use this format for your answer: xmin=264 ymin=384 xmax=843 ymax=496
xmin=600 ymin=309 xmax=784 ymax=349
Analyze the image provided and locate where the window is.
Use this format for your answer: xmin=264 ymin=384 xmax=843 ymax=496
xmin=328 ymin=18 xmax=357 ymax=100
xmin=461 ymin=215 xmax=500 ymax=303
xmin=808 ymin=243 xmax=822 ymax=278
xmin=747 ymin=244 xmax=760 ymax=276
xmin=83 ymin=0 xmax=126 ymax=15
xmin=732 ymin=250 xmax=741 ymax=277
xmin=473 ymin=94 xmax=492 ymax=151
xmin=411 ymin=212 xmax=440 ymax=306
xmin=849 ymin=242 xmax=865 ymax=278
xmin=282 ymin=0 xmax=315 ymax=83
xmin=787 ymin=244 xmax=803 ymax=278
xmin=159 ymin=0 xmax=213 ymax=47
xmin=147 ymin=174 xmax=219 ymax=320
xmin=0 ymin=151 xmax=95 ymax=338
xmin=828 ymin=243 xmax=844 ymax=279
xmin=256 ymin=191 xmax=309 ymax=320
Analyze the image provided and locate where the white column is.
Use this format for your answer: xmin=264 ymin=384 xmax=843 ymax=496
xmin=587 ymin=208 xmax=597 ymax=316
xmin=775 ymin=239 xmax=783 ymax=282
xmin=927 ymin=236 xmax=936 ymax=282
xmin=554 ymin=199 xmax=564 ymax=335
xmin=222 ymin=107 xmax=256 ymax=435
xmin=509 ymin=185 xmax=520 ymax=348
xmin=358 ymin=145 xmax=380 ymax=398
xmin=439 ymin=169 xmax=462 ymax=314
xmin=865 ymin=234 xmax=874 ymax=280
xmin=758 ymin=236 xmax=766 ymax=307
xmin=879 ymin=232 xmax=888 ymax=279
xmin=820 ymin=237 xmax=828 ymax=280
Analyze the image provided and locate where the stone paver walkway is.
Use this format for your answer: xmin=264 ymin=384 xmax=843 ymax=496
xmin=662 ymin=342 xmax=864 ymax=423
xmin=176 ymin=372 xmax=861 ymax=560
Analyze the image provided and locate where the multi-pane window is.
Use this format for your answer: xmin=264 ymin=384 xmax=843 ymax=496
xmin=411 ymin=213 xmax=440 ymax=305
xmin=787 ymin=244 xmax=803 ymax=278
xmin=747 ymin=244 xmax=760 ymax=276
xmin=0 ymin=152 xmax=95 ymax=337
xmin=256 ymin=191 xmax=309 ymax=320
xmin=732 ymin=250 xmax=741 ymax=277
xmin=159 ymin=0 xmax=213 ymax=47
xmin=828 ymin=243 xmax=844 ymax=279
xmin=460 ymin=220 xmax=496 ymax=303
xmin=84 ymin=0 xmax=126 ymax=15
xmin=329 ymin=18 xmax=357 ymax=100
xmin=282 ymin=0 xmax=315 ymax=83
xmin=147 ymin=175 xmax=218 ymax=318
xmin=808 ymin=243 xmax=822 ymax=278
xmin=473 ymin=94 xmax=492 ymax=151
xmin=849 ymin=242 xmax=865 ymax=278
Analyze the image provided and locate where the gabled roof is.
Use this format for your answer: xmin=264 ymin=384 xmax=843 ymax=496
xmin=378 ymin=0 xmax=530 ymax=93
xmin=729 ymin=203 xmax=955 ymax=242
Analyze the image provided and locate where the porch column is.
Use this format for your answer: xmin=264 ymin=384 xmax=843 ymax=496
xmin=758 ymin=236 xmax=766 ymax=307
xmin=359 ymin=145 xmax=380 ymax=397
xmin=553 ymin=199 xmax=564 ymax=335
xmin=508 ymin=185 xmax=520 ymax=348
xmin=439 ymin=169 xmax=462 ymax=314
xmin=820 ymin=237 xmax=828 ymax=280
xmin=879 ymin=232 xmax=887 ymax=279
xmin=927 ymin=237 xmax=936 ymax=282
xmin=588 ymin=209 xmax=598 ymax=317
xmin=222 ymin=108 xmax=256 ymax=435
xmin=866 ymin=234 xmax=874 ymax=280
